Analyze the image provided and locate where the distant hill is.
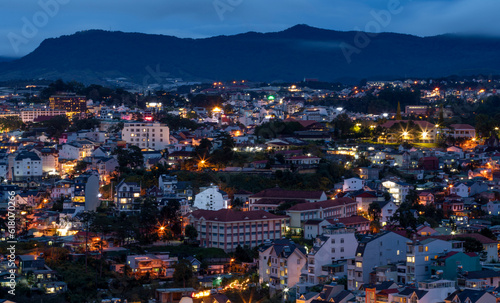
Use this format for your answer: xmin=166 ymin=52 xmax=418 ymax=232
xmin=0 ymin=57 xmax=16 ymax=63
xmin=1 ymin=25 xmax=500 ymax=84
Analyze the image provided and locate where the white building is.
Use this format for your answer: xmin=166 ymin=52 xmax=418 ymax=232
xmin=485 ymin=200 xmax=500 ymax=216
xmin=122 ymin=122 xmax=170 ymax=150
xmin=59 ymin=140 xmax=95 ymax=160
xmin=159 ymin=174 xmax=178 ymax=195
xmin=186 ymin=209 xmax=287 ymax=252
xmin=51 ymin=180 xmax=74 ymax=199
xmin=305 ymin=224 xmax=358 ymax=284
xmin=405 ymin=238 xmax=462 ymax=283
xmin=20 ymin=108 xmax=67 ymax=123
xmin=379 ymin=201 xmax=399 ymax=226
xmin=445 ymin=124 xmax=476 ymax=139
xmin=258 ymin=239 xmax=307 ymax=292
xmin=193 ymin=185 xmax=229 ymax=211
xmin=347 ymin=231 xmax=408 ymax=290
xmin=10 ymin=151 xmax=43 ymax=181
xmin=33 ymin=148 xmax=59 ymax=173
xmin=450 ymin=183 xmax=469 ymax=198
xmin=73 ymin=171 xmax=100 ymax=211
xmin=343 ymin=177 xmax=365 ymax=192
xmin=114 ymin=180 xmax=142 ymax=212
xmin=382 ymin=180 xmax=412 ymax=204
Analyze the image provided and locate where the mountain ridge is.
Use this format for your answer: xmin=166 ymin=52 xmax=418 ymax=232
xmin=1 ymin=25 xmax=500 ymax=84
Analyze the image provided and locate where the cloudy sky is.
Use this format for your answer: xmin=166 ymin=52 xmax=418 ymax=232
xmin=1 ymin=0 xmax=499 ymax=57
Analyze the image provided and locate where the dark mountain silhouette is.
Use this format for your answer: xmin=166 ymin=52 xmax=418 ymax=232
xmin=1 ymin=24 xmax=500 ymax=84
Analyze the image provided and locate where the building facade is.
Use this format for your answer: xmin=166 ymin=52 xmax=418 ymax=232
xmin=122 ymin=122 xmax=170 ymax=150
xmin=186 ymin=209 xmax=287 ymax=252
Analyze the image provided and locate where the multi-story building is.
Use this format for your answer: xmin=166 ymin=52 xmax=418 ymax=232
xmin=49 ymin=93 xmax=87 ymax=114
xmin=382 ymin=180 xmax=412 ymax=204
xmin=126 ymin=254 xmax=178 ymax=278
xmin=258 ymin=239 xmax=307 ymax=292
xmin=343 ymin=177 xmax=365 ymax=192
xmin=304 ymin=224 xmax=358 ymax=284
xmin=59 ymin=140 xmax=95 ymax=160
xmin=249 ymin=188 xmax=327 ymax=208
xmin=347 ymin=231 xmax=408 ymax=290
xmin=51 ymin=180 xmax=74 ymax=199
xmin=20 ymin=108 xmax=67 ymax=123
xmin=418 ymin=192 xmax=435 ymax=206
xmin=431 ymin=252 xmax=481 ymax=281
xmin=405 ymin=238 xmax=463 ymax=283
xmin=9 ymin=151 xmax=43 ymax=182
xmin=444 ymin=124 xmax=476 ymax=139
xmin=193 ymin=185 xmax=229 ymax=211
xmin=72 ymin=171 xmax=99 ymax=211
xmin=33 ymin=147 xmax=59 ymax=174
xmin=159 ymin=174 xmax=178 ymax=195
xmin=122 ymin=122 xmax=170 ymax=150
xmin=186 ymin=209 xmax=287 ymax=252
xmin=114 ymin=180 xmax=142 ymax=212
xmin=286 ymin=198 xmax=357 ymax=232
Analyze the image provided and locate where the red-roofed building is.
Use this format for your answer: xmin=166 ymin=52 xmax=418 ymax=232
xmin=418 ymin=192 xmax=434 ymax=206
xmin=249 ymin=188 xmax=327 ymax=209
xmin=185 ymin=209 xmax=287 ymax=252
xmin=379 ymin=120 xmax=437 ymax=143
xmin=445 ymin=124 xmax=476 ymax=139
xmin=332 ymin=216 xmax=370 ymax=234
xmin=285 ymin=155 xmax=321 ymax=166
xmin=422 ymin=233 xmax=498 ymax=262
xmin=286 ymin=198 xmax=357 ymax=231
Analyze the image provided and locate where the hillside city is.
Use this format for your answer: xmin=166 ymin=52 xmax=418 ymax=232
xmin=2 ymin=76 xmax=500 ymax=303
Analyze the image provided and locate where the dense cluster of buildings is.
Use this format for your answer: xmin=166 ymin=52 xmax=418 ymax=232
xmin=1 ymin=79 xmax=500 ymax=302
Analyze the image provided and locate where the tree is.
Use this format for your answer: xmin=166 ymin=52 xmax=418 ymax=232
xmin=70 ymin=117 xmax=101 ymax=131
xmin=389 ymin=202 xmax=417 ymax=236
xmin=480 ymin=228 xmax=496 ymax=240
xmin=396 ymin=102 xmax=402 ymax=120
xmin=210 ymin=132 xmax=235 ymax=167
xmin=73 ymin=160 xmax=88 ymax=174
xmin=368 ymin=202 xmax=382 ymax=233
xmin=113 ymin=146 xmax=144 ymax=171
xmin=107 ymin=122 xmax=124 ymax=134
xmin=185 ymin=225 xmax=198 ymax=241
xmin=38 ymin=115 xmax=70 ymax=139
xmin=0 ymin=116 xmax=24 ymax=132
xmin=332 ymin=114 xmax=353 ymax=139
xmin=194 ymin=138 xmax=212 ymax=159
xmin=173 ymin=260 xmax=194 ymax=288
xmin=457 ymin=237 xmax=484 ymax=253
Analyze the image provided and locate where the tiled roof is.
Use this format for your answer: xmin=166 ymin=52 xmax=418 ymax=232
xmin=287 ymin=197 xmax=355 ymax=211
xmin=380 ymin=120 xmax=435 ymax=129
xmin=333 ymin=216 xmax=370 ymax=225
xmin=423 ymin=233 xmax=497 ymax=244
xmin=450 ymin=124 xmax=475 ymax=130
xmin=189 ymin=209 xmax=286 ymax=222
xmin=251 ymin=187 xmax=324 ymax=200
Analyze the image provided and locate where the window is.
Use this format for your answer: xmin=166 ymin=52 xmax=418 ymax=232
xmin=425 ymin=256 xmax=429 ymax=261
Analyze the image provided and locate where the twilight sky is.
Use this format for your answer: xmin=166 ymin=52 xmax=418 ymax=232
xmin=1 ymin=0 xmax=499 ymax=57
